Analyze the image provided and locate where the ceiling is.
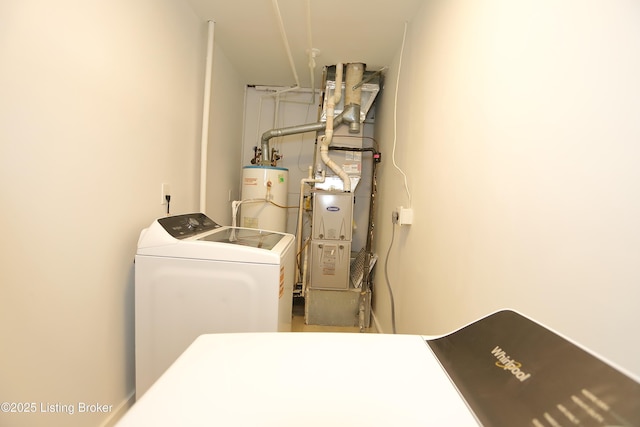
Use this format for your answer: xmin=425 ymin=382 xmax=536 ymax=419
xmin=186 ymin=0 xmax=423 ymax=88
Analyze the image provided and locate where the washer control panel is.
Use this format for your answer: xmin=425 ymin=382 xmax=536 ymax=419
xmin=157 ymin=213 xmax=221 ymax=239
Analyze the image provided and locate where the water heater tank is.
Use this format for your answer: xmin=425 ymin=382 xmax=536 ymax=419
xmin=241 ymin=165 xmax=288 ymax=233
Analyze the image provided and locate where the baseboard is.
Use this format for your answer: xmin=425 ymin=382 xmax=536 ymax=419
xmin=99 ymin=389 xmax=135 ymax=427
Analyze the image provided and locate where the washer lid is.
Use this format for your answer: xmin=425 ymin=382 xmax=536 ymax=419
xmin=115 ymin=333 xmax=478 ymax=426
xmin=136 ymin=214 xmax=294 ymax=263
xmin=196 ymin=227 xmax=285 ymax=251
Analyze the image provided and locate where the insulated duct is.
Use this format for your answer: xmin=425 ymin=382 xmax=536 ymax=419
xmin=343 ymin=63 xmax=364 ymax=133
xmin=320 ymin=65 xmax=381 ymax=126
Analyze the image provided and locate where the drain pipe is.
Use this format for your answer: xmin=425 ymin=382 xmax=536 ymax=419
xmin=272 ymin=0 xmax=300 ymax=87
xmin=306 ymin=0 xmax=318 ymax=106
xmin=199 ymin=20 xmax=215 ymax=214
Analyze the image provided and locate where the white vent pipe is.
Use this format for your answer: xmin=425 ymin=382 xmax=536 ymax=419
xmin=320 ymin=63 xmax=351 ymax=192
xmin=306 ymin=0 xmax=317 ymax=105
xmin=199 ymin=20 xmax=215 ymax=213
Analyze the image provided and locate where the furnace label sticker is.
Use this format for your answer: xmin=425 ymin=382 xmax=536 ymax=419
xmin=321 ymin=245 xmax=337 ymax=275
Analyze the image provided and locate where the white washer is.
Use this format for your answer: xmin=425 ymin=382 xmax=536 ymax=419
xmin=119 ymin=333 xmax=479 ymax=426
xmin=134 ymin=213 xmax=295 ymax=399
xmin=119 ymin=310 xmax=640 ymax=426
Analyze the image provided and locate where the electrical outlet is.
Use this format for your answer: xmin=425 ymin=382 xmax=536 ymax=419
xmin=396 ymin=206 xmax=414 ymax=226
xmin=392 ymin=210 xmax=400 ymax=224
xmin=161 ymin=183 xmax=171 ymax=205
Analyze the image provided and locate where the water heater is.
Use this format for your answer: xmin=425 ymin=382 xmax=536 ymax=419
xmin=240 ymin=165 xmax=288 ymax=233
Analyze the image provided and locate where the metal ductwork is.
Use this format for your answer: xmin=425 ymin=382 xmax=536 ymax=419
xmin=259 ymin=113 xmax=344 ymax=166
xmin=320 ymin=64 xmax=381 ymax=129
xmin=256 ymin=63 xmax=381 ymax=192
xmin=258 ymin=64 xmax=381 ymax=165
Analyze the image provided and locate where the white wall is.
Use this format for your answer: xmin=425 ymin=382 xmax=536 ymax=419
xmin=373 ymin=0 xmax=640 ymax=376
xmin=0 ymin=1 xmax=242 ymax=426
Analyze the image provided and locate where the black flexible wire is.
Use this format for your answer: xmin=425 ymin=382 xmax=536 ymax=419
xmin=383 ymin=220 xmax=398 ymax=334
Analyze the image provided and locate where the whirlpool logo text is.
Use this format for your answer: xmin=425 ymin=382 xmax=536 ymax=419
xmin=491 ymin=346 xmax=531 ymax=382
